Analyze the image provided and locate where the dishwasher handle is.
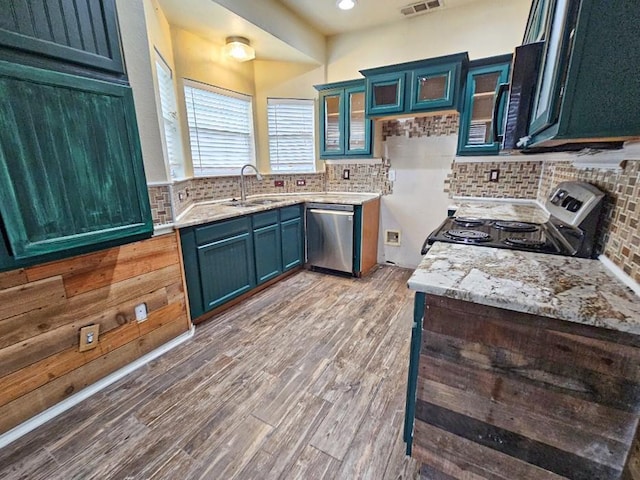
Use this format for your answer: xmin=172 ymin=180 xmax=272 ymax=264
xmin=308 ymin=209 xmax=354 ymax=217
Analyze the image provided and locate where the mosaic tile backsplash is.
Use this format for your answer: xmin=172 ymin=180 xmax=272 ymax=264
xmin=149 ymin=164 xmax=392 ymax=225
xmin=446 ymin=161 xmax=543 ymax=198
xmin=381 ymin=114 xmax=459 ymax=140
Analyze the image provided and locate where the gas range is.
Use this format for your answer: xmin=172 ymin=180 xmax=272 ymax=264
xmin=422 ymin=182 xmax=605 ymax=258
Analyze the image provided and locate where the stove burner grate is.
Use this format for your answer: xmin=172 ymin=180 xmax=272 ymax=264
xmin=494 ymin=221 xmax=539 ymax=232
xmin=445 ymin=229 xmax=492 ymax=242
xmin=504 ymin=237 xmax=546 ymax=248
xmin=454 ymin=217 xmax=485 ymax=227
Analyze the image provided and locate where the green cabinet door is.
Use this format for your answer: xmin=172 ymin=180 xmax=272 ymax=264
xmin=365 ymin=71 xmax=405 ymax=116
xmin=316 ymin=79 xmax=373 ymax=159
xmin=408 ymin=62 xmax=460 ymax=112
xmin=457 ymin=57 xmax=511 ymax=156
xmin=197 ymin=232 xmax=256 ymax=311
xmin=254 ymin=223 xmax=282 ymax=284
xmin=0 ymin=60 xmax=152 ymax=261
xmin=281 ymin=217 xmax=304 ymax=271
xmin=0 ymin=0 xmax=125 ymax=78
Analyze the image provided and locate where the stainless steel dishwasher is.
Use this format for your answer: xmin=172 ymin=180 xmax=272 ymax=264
xmin=306 ymin=203 xmax=354 ymax=274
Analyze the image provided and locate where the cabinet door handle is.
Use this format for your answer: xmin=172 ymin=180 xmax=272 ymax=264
xmin=492 ymin=82 xmax=510 ymax=144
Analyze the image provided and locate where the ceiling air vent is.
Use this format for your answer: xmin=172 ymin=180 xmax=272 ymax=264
xmin=400 ymin=0 xmax=443 ymax=17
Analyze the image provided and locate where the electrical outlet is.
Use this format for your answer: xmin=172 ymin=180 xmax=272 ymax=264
xmin=274 ymin=180 xmax=284 ymax=187
xmin=178 ymin=192 xmax=185 ymax=201
xmin=489 ymin=169 xmax=500 ymax=182
xmin=296 ymin=179 xmax=306 ymax=186
xmin=384 ymin=229 xmax=401 ymax=246
xmin=78 ymin=324 xmax=100 ymax=352
xmin=135 ymin=303 xmax=148 ymax=322
xmin=343 ymin=169 xmax=350 ymax=180
xmin=388 ymin=169 xmax=396 ymax=182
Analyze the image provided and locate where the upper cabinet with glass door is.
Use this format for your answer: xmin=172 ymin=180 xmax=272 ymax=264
xmin=315 ymin=79 xmax=372 ymax=158
xmin=457 ymin=55 xmax=511 ymax=156
xmin=361 ymin=53 xmax=468 ymax=117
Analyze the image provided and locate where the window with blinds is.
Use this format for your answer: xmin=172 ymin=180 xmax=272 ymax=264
xmin=268 ymin=98 xmax=315 ymax=173
xmin=184 ymin=80 xmax=256 ymax=177
xmin=155 ymin=54 xmax=183 ymax=179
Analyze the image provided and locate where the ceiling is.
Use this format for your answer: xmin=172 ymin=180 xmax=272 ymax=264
xmin=157 ymin=0 xmax=319 ymax=63
xmin=277 ymin=0 xmax=485 ymax=36
xmin=157 ymin=0 xmax=487 ymax=63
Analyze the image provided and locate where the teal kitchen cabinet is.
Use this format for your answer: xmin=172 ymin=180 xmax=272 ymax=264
xmin=365 ymin=72 xmax=405 ymax=116
xmin=181 ymin=205 xmax=305 ymax=321
xmin=360 ymin=52 xmax=468 ymax=117
xmin=315 ymin=79 xmax=372 ymax=158
xmin=181 ymin=216 xmax=256 ymax=319
xmin=0 ymin=0 xmax=125 ymax=81
xmin=280 ymin=205 xmax=304 ymax=272
xmin=457 ymin=55 xmax=512 ymax=156
xmin=0 ymin=60 xmax=152 ymax=271
xmin=253 ymin=210 xmax=282 ymax=285
xmin=506 ymin=0 xmax=640 ymax=151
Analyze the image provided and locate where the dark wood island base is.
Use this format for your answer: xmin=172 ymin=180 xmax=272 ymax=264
xmin=406 ymin=294 xmax=640 ymax=480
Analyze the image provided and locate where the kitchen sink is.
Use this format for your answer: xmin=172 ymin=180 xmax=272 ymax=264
xmin=221 ymin=199 xmax=279 ymax=207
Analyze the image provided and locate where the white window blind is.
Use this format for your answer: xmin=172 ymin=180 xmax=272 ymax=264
xmin=184 ymin=80 xmax=256 ymax=177
xmin=268 ymin=98 xmax=315 ymax=173
xmin=155 ymin=55 xmax=183 ymax=179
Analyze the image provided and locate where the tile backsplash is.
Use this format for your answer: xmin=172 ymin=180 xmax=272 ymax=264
xmin=148 ymin=165 xmax=391 ymax=226
xmin=446 ymin=160 xmax=543 ymax=198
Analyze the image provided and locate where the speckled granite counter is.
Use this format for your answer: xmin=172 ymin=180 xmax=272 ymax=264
xmin=453 ymin=199 xmax=549 ymax=224
xmin=408 ymin=242 xmax=640 ymax=335
xmin=175 ymin=193 xmax=380 ymax=229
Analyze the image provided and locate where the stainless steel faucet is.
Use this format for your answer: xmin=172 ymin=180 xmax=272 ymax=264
xmin=240 ymin=164 xmax=263 ymax=203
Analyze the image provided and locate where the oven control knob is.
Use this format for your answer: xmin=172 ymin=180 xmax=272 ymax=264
xmin=567 ymin=199 xmax=583 ymax=212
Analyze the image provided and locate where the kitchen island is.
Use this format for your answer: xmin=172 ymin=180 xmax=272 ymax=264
xmin=405 ymin=242 xmax=640 ymax=480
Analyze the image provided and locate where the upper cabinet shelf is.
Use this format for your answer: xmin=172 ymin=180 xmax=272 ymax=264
xmin=360 ymin=52 xmax=468 ymax=118
xmin=315 ymin=79 xmax=373 ymax=159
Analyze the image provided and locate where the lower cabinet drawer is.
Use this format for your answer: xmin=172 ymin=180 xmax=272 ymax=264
xmin=195 ymin=216 xmax=251 ymax=246
xmin=280 ymin=205 xmax=302 ymax=221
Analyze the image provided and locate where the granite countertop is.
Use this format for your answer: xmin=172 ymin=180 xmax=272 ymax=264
xmin=453 ymin=199 xmax=550 ymax=224
xmin=408 ymin=242 xmax=640 ymax=335
xmin=175 ymin=192 xmax=380 ymax=228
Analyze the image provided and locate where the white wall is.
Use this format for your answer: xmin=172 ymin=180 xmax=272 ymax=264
xmin=379 ymin=134 xmax=458 ymax=268
xmin=327 ymin=0 xmax=531 ymax=81
xmin=116 ymin=0 xmax=168 ymax=183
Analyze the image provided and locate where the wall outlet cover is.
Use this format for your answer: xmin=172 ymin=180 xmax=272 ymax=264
xmin=79 ymin=324 xmax=100 ymax=352
xmin=489 ymin=169 xmax=500 ymax=182
xmin=274 ymin=180 xmax=284 ymax=187
xmin=296 ymin=179 xmax=306 ymax=186
xmin=343 ymin=169 xmax=350 ymax=180
xmin=388 ymin=169 xmax=396 ymax=182
xmin=135 ymin=303 xmax=148 ymax=322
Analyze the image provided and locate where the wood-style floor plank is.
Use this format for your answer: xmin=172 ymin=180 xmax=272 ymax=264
xmin=0 ymin=266 xmax=419 ymax=479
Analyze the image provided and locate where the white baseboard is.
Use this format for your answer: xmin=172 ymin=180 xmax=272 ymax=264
xmin=0 ymin=326 xmax=195 ymax=450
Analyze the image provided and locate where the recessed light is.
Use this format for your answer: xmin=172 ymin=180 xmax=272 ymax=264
xmin=337 ymin=0 xmax=357 ymax=10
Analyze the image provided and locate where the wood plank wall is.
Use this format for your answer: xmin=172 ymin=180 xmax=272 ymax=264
xmin=0 ymin=233 xmax=190 ymax=435
xmin=414 ymin=295 xmax=640 ymax=480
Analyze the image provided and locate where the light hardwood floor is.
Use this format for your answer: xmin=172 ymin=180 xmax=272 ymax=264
xmin=0 ymin=266 xmax=419 ymax=480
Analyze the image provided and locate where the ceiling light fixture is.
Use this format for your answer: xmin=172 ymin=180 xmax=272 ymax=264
xmin=223 ymin=36 xmax=255 ymax=62
xmin=337 ymin=0 xmax=357 ymax=10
